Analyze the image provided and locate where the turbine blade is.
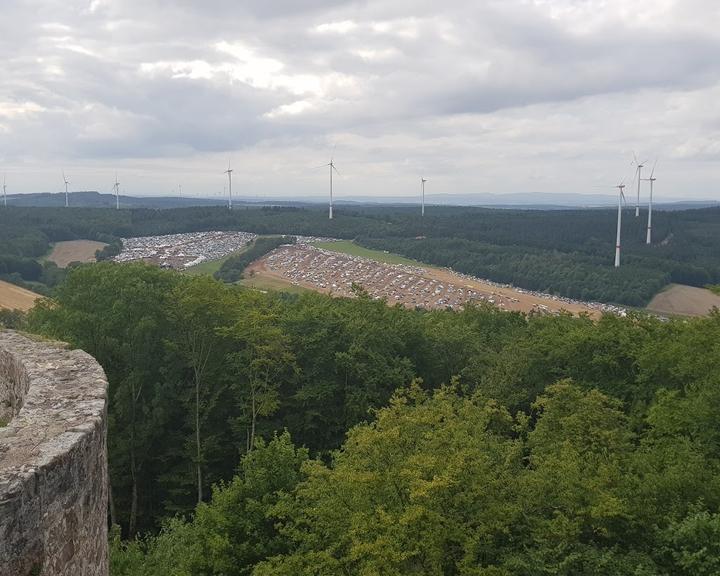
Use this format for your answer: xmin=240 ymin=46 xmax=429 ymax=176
xmin=332 ymin=164 xmax=340 ymax=175
xmin=650 ymin=157 xmax=658 ymax=178
xmin=632 ymin=151 xmax=638 ymax=166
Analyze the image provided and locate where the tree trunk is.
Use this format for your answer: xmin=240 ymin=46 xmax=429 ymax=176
xmin=195 ymin=374 xmax=202 ymax=503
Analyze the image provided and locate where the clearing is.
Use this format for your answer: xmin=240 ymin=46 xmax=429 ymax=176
xmin=184 ymin=244 xmax=252 ymax=276
xmin=312 ymin=240 xmax=427 ymax=267
xmin=0 ymin=280 xmax=41 ymax=311
xmin=247 ymin=244 xmax=600 ymax=316
xmin=45 ymin=240 xmax=107 ymax=268
xmin=239 ymin=271 xmax=310 ymax=294
xmin=646 ymin=284 xmax=720 ymax=317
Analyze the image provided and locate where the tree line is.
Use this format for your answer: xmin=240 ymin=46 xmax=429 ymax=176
xmin=2 ymin=204 xmax=719 ymax=304
xmin=25 ymin=261 xmax=720 ymax=575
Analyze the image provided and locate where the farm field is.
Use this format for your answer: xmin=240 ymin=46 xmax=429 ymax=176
xmin=45 ymin=240 xmax=107 ymax=267
xmin=312 ymin=240 xmax=426 ymax=267
xmin=0 ymin=280 xmax=40 ymax=311
xmin=646 ymin=283 xmax=720 ymax=317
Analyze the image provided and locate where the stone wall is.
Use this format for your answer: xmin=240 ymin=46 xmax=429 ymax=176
xmin=0 ymin=330 xmax=109 ymax=576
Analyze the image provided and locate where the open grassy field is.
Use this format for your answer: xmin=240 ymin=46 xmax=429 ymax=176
xmin=239 ymin=271 xmax=310 ymax=294
xmin=0 ymin=280 xmax=41 ymax=311
xmin=312 ymin=240 xmax=428 ymax=267
xmin=646 ymin=284 xmax=720 ymax=317
xmin=44 ymin=240 xmax=107 ymax=268
xmin=184 ymin=245 xmax=252 ymax=276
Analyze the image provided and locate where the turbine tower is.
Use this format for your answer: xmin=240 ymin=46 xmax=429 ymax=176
xmin=225 ymin=161 xmax=233 ymax=210
xmin=644 ymin=160 xmax=658 ymax=245
xmin=113 ymin=174 xmax=120 ymax=210
xmin=614 ymin=183 xmax=626 ymax=268
xmin=421 ymin=177 xmax=427 ymax=217
xmin=63 ymin=171 xmax=70 ymax=208
xmin=633 ymin=153 xmax=647 ymax=217
xmin=2 ymin=175 xmax=6 ymax=207
xmin=323 ymin=153 xmax=339 ymax=219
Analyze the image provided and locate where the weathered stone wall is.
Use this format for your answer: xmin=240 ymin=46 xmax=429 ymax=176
xmin=0 ymin=330 xmax=108 ymax=576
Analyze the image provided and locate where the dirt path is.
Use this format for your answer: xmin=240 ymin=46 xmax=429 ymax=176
xmin=46 ymin=240 xmax=107 ymax=268
xmin=646 ymin=284 xmax=720 ymax=317
xmin=0 ymin=280 xmax=41 ymax=311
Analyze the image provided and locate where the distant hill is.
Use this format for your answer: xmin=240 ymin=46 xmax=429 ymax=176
xmin=6 ymin=191 xmax=229 ymax=209
xmin=6 ymin=191 xmax=719 ymax=211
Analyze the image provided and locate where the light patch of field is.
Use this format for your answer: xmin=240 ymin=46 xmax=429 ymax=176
xmin=0 ymin=280 xmax=41 ymax=311
xmin=46 ymin=240 xmax=107 ymax=268
xmin=239 ymin=270 xmax=310 ymax=294
xmin=646 ymin=284 xmax=720 ymax=317
xmin=184 ymin=245 xmax=252 ymax=276
xmin=312 ymin=241 xmax=427 ymax=267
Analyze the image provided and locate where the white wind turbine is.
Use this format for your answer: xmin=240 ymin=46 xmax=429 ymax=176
xmin=225 ymin=161 xmax=233 ymax=210
xmin=643 ymin=159 xmax=658 ymax=244
xmin=421 ymin=177 xmax=427 ymax=217
xmin=632 ymin=152 xmax=648 ymax=217
xmin=317 ymin=151 xmax=339 ymax=219
xmin=62 ymin=171 xmax=70 ymax=207
xmin=2 ymin=175 xmax=6 ymax=207
xmin=614 ymin=181 xmax=627 ymax=268
xmin=113 ymin=174 xmax=120 ymax=210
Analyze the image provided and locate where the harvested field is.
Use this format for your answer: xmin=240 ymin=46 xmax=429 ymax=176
xmin=0 ymin=280 xmax=40 ymax=311
xmin=46 ymin=240 xmax=107 ymax=268
xmin=646 ymin=284 xmax=720 ymax=317
xmin=248 ymin=244 xmax=601 ymax=316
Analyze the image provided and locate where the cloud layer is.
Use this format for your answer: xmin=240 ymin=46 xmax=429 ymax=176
xmin=1 ymin=0 xmax=719 ymax=199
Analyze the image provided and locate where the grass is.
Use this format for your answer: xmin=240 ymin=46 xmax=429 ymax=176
xmin=312 ymin=240 xmax=428 ymax=267
xmin=706 ymin=284 xmax=720 ymax=296
xmin=239 ymin=273 xmax=309 ymax=294
xmin=183 ymin=245 xmax=252 ymax=276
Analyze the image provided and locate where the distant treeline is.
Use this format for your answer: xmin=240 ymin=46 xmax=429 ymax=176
xmin=1 ymin=204 xmax=719 ymax=305
xmin=215 ymin=236 xmax=294 ymax=283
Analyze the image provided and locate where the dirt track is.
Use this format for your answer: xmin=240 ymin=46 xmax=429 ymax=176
xmin=47 ymin=240 xmax=107 ymax=268
xmin=0 ymin=280 xmax=40 ymax=311
xmin=646 ymin=284 xmax=720 ymax=317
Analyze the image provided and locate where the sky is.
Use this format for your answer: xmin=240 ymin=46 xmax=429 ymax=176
xmin=1 ymin=0 xmax=719 ymax=201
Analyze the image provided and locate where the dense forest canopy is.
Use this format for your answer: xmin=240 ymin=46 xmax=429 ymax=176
xmin=24 ymin=262 xmax=720 ymax=575
xmin=1 ymin=203 xmax=719 ymax=305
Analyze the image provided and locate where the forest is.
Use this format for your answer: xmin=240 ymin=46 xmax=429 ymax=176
xmin=22 ymin=261 xmax=720 ymax=576
xmin=1 ymin=203 xmax=719 ymax=305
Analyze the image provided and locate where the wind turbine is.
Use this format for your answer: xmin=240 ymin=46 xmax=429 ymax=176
xmin=62 ymin=171 xmax=70 ymax=207
xmin=421 ymin=177 xmax=427 ymax=217
xmin=643 ymin=159 xmax=658 ymax=244
xmin=2 ymin=175 xmax=6 ymax=207
xmin=632 ymin=153 xmax=648 ymax=217
xmin=225 ymin=161 xmax=233 ymax=210
xmin=614 ymin=182 xmax=627 ymax=268
xmin=113 ymin=174 xmax=120 ymax=210
xmin=320 ymin=152 xmax=339 ymax=219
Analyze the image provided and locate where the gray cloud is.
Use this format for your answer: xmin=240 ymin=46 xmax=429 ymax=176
xmin=0 ymin=0 xmax=719 ymax=199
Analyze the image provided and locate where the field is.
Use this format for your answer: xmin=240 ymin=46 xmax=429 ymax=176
xmin=45 ymin=240 xmax=107 ymax=268
xmin=646 ymin=284 xmax=720 ymax=317
xmin=312 ymin=240 xmax=427 ymax=267
xmin=0 ymin=280 xmax=40 ymax=311
xmin=248 ymin=245 xmax=601 ymax=316
xmin=184 ymin=245 xmax=252 ymax=276
xmin=239 ymin=271 xmax=310 ymax=294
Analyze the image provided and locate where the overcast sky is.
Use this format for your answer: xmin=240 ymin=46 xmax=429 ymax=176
xmin=1 ymin=0 xmax=719 ymax=200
